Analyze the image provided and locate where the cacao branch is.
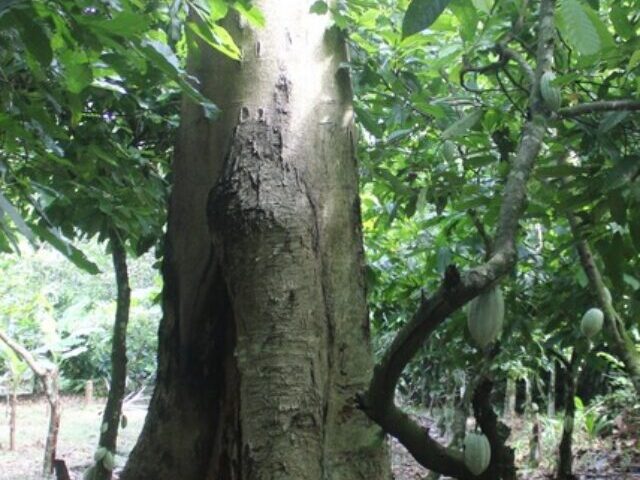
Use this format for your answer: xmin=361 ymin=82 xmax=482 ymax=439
xmin=558 ymin=100 xmax=640 ymax=118
xmin=359 ymin=0 xmax=557 ymax=477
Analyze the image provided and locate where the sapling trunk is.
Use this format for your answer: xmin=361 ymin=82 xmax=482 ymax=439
xmin=94 ymin=233 xmax=131 ymax=480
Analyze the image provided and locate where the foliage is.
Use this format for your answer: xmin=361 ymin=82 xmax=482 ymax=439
xmin=344 ymin=0 xmax=640 ymax=414
xmin=0 ymin=242 xmax=160 ymax=393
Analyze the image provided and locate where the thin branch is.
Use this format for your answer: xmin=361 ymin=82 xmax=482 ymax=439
xmin=496 ymin=45 xmax=535 ymax=86
xmin=0 ymin=329 xmax=48 ymax=378
xmin=558 ymin=100 xmax=640 ymax=118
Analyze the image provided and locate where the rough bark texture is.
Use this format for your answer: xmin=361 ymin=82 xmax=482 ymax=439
xmin=556 ymin=349 xmax=582 ymax=480
xmin=95 ymin=234 xmax=131 ymax=480
xmin=122 ymin=2 xmax=389 ymax=479
xmin=547 ymin=362 xmax=556 ymax=417
xmin=504 ymin=377 xmax=516 ymax=420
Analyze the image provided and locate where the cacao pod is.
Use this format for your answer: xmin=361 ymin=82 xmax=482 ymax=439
xmin=83 ymin=466 xmax=97 ymax=480
xmin=464 ymin=432 xmax=491 ymax=475
xmin=540 ymin=71 xmax=561 ymax=111
xmin=93 ymin=446 xmax=107 ymax=462
xmin=121 ymin=414 xmax=128 ymax=429
xmin=467 ymin=286 xmax=504 ymax=348
xmin=580 ymin=307 xmax=604 ymax=338
xmin=103 ymin=451 xmax=116 ymax=471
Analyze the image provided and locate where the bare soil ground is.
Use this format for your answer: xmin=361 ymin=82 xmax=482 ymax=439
xmin=0 ymin=398 xmax=638 ymax=479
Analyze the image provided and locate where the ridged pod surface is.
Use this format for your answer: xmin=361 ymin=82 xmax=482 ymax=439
xmin=467 ymin=286 xmax=504 ymax=348
xmin=463 ymin=432 xmax=491 ymax=475
xmin=580 ymin=308 xmax=604 ymax=338
xmin=540 ymin=71 xmax=561 ymax=111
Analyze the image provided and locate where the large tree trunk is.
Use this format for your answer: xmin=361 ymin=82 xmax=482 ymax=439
xmin=122 ymin=2 xmax=389 ymax=479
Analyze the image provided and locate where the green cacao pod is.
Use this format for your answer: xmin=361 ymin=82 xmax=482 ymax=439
xmin=442 ymin=140 xmax=457 ymax=162
xmin=120 ymin=414 xmax=128 ymax=429
xmin=83 ymin=466 xmax=97 ymax=480
xmin=102 ymin=451 xmax=116 ymax=471
xmin=464 ymin=432 xmax=491 ymax=475
xmin=603 ymin=287 xmax=612 ymax=305
xmin=580 ymin=307 xmax=604 ymax=338
xmin=93 ymin=446 xmax=107 ymax=462
xmin=540 ymin=71 xmax=561 ymax=111
xmin=467 ymin=286 xmax=504 ymax=348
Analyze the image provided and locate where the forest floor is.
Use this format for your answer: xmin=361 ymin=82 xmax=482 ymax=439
xmin=0 ymin=397 xmax=638 ymax=479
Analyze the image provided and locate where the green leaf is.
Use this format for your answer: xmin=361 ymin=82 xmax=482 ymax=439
xmin=14 ymin=10 xmax=52 ymax=67
xmin=233 ymin=1 xmax=265 ymax=28
xmin=187 ymin=21 xmax=241 ymax=59
xmin=310 ymin=1 xmax=329 ymax=14
xmin=470 ymin=0 xmax=492 ymax=14
xmin=0 ymin=191 xmax=36 ymax=244
xmin=598 ymin=111 xmax=629 ymax=134
xmin=441 ymin=109 xmax=483 ymax=139
xmin=609 ymin=5 xmax=633 ymax=40
xmin=449 ymin=0 xmax=478 ymax=42
xmin=402 ymin=0 xmax=452 ymax=39
xmin=31 ymin=224 xmax=100 ymax=275
xmin=556 ymin=0 xmax=600 ymax=56
xmin=138 ymin=39 xmax=220 ymax=119
xmin=627 ymin=50 xmax=640 ymax=72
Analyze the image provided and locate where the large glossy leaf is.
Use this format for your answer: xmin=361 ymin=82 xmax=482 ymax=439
xmin=402 ymin=0 xmax=452 ymax=38
xmin=556 ymin=0 xmax=600 ymax=56
xmin=441 ymin=110 xmax=483 ymax=139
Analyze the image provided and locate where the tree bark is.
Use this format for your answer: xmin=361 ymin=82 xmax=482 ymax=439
xmin=122 ymin=2 xmax=389 ymax=479
xmin=94 ymin=233 xmax=131 ymax=480
xmin=556 ymin=349 xmax=583 ymax=480
xmin=9 ymin=385 xmax=16 ymax=451
xmin=504 ymin=377 xmax=516 ymax=420
xmin=547 ymin=361 xmax=556 ymax=417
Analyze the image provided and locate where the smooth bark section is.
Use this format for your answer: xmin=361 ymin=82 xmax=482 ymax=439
xmin=558 ymin=99 xmax=640 ymax=118
xmin=567 ymin=213 xmax=640 ymax=396
xmin=0 ymin=329 xmax=60 ymax=474
xmin=359 ymin=0 xmax=556 ymax=477
xmin=94 ymin=233 xmax=131 ymax=480
xmin=123 ymin=2 xmax=389 ymax=479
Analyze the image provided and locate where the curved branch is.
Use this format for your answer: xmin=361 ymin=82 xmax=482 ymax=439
xmin=0 ymin=329 xmax=48 ymax=378
xmin=359 ymin=0 xmax=557 ymax=477
xmin=558 ymin=100 xmax=640 ymax=118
